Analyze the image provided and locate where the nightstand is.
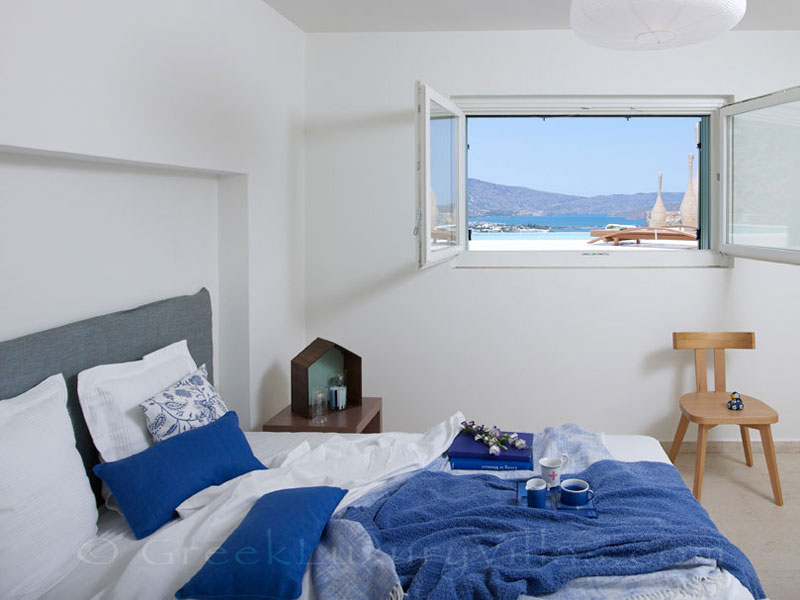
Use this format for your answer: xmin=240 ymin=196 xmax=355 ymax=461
xmin=262 ymin=396 xmax=382 ymax=434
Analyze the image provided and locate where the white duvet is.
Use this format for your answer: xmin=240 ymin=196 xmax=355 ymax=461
xmin=45 ymin=413 xmax=464 ymax=600
xmin=42 ymin=414 xmax=755 ymax=600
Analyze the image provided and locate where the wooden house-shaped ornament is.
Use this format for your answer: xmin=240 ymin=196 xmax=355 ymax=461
xmin=291 ymin=338 xmax=362 ymax=418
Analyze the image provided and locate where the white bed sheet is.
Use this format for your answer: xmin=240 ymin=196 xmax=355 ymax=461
xmin=600 ymin=433 xmax=670 ymax=464
xmin=42 ymin=428 xmax=749 ymax=600
xmin=247 ymin=432 xmax=673 ymax=466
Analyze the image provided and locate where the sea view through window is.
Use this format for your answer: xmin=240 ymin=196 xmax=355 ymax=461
xmin=465 ymin=116 xmax=704 ymax=251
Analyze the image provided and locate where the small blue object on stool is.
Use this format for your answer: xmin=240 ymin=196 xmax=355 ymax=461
xmin=727 ymin=391 xmax=744 ymax=411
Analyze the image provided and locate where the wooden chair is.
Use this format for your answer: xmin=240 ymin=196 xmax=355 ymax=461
xmin=668 ymin=332 xmax=783 ymax=506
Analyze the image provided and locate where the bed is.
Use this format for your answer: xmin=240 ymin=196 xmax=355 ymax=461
xmin=0 ymin=290 xmax=762 ymax=600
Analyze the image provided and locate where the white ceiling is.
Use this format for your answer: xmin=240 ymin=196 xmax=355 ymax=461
xmin=263 ymin=0 xmax=800 ymax=33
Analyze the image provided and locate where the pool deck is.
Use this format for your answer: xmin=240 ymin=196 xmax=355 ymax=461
xmin=468 ymin=239 xmax=698 ymax=251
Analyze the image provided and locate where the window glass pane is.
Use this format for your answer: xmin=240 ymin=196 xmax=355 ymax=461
xmin=429 ymin=100 xmax=458 ymax=249
xmin=730 ymin=99 xmax=800 ymax=251
xmin=467 ymin=116 xmax=702 ymax=251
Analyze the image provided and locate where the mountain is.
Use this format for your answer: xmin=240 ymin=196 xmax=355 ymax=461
xmin=467 ymin=178 xmax=683 ymax=220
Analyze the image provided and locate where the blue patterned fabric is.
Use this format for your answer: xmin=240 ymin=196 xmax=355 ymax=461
xmin=94 ymin=411 xmax=266 ymax=539
xmin=312 ymin=459 xmax=448 ymax=600
xmin=311 ymin=426 xmax=614 ymax=600
xmin=139 ymin=364 xmax=227 ymax=443
xmin=342 ymin=461 xmax=764 ymax=600
xmin=532 ymin=423 xmax=612 ymax=473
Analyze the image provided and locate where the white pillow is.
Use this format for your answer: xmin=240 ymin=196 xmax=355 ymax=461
xmin=78 ymin=340 xmax=197 ymax=462
xmin=0 ymin=374 xmax=98 ymax=600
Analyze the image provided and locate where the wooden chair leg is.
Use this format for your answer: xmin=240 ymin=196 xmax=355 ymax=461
xmin=759 ymin=425 xmax=783 ymax=506
xmin=740 ymin=425 xmax=754 ymax=467
xmin=693 ymin=424 xmax=709 ymax=502
xmin=669 ymin=414 xmax=690 ymax=464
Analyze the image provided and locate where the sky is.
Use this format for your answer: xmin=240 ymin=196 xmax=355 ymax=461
xmin=467 ymin=116 xmax=702 ymax=197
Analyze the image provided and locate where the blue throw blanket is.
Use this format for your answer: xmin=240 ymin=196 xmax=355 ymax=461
xmin=342 ymin=460 xmax=764 ymax=600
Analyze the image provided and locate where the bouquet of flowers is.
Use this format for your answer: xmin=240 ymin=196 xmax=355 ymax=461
xmin=461 ymin=420 xmax=528 ymax=456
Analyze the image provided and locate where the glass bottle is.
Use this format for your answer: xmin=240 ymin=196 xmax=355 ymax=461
xmin=329 ymin=372 xmax=347 ymax=411
xmin=310 ymin=388 xmax=328 ymax=425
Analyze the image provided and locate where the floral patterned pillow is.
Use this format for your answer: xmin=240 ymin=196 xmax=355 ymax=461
xmin=139 ymin=365 xmax=228 ymax=443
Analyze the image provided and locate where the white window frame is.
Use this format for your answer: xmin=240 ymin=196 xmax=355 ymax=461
xmin=448 ymin=94 xmax=733 ymax=269
xmin=719 ymin=85 xmax=800 ymax=265
xmin=416 ymin=82 xmax=466 ymax=268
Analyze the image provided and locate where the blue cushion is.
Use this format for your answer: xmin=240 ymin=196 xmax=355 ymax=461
xmin=176 ymin=486 xmax=347 ymax=600
xmin=94 ymin=411 xmax=266 ymax=539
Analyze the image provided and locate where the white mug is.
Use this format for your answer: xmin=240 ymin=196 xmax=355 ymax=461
xmin=539 ymin=454 xmax=569 ymax=488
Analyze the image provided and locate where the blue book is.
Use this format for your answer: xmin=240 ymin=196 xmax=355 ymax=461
xmin=447 ymin=430 xmax=533 ymax=462
xmin=449 ymin=457 xmax=534 ymax=471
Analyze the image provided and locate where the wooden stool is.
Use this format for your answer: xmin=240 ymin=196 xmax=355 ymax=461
xmin=668 ymin=332 xmax=783 ymax=506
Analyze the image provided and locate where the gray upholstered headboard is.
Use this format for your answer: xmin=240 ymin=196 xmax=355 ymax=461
xmin=0 ymin=288 xmax=213 ymax=503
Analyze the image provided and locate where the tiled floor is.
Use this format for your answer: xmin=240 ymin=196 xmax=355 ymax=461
xmin=672 ymin=450 xmax=800 ymax=599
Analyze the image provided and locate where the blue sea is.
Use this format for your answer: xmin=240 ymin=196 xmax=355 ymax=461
xmin=469 ymin=214 xmax=645 ymax=241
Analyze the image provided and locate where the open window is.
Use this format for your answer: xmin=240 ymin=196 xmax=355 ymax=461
xmin=416 ymin=85 xmax=800 ymax=268
xmin=719 ymin=86 xmax=800 ymax=265
xmin=416 ymin=82 xmax=466 ymax=268
xmin=465 ymin=115 xmax=708 ymax=252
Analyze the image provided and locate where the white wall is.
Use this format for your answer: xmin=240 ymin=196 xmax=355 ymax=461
xmin=305 ymin=30 xmax=800 ymax=441
xmin=3 ymin=7 xmax=797 ymax=442
xmin=0 ymin=0 xmax=306 ymax=428
xmin=0 ymin=153 xmax=220 ymax=343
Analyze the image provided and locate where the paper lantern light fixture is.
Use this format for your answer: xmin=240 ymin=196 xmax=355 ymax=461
xmin=570 ymin=0 xmax=747 ymax=51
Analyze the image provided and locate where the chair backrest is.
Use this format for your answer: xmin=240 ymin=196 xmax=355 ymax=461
xmin=672 ymin=332 xmax=756 ymax=392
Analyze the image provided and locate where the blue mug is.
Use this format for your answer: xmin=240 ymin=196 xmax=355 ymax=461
xmin=560 ymin=478 xmax=594 ymax=507
xmin=526 ymin=478 xmax=547 ymax=509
